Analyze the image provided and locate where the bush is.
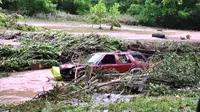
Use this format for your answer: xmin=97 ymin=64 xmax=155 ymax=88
xmin=148 ymin=53 xmax=200 ymax=88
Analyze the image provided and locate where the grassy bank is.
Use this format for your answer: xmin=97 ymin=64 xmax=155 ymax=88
xmin=1 ymin=95 xmax=199 ymax=112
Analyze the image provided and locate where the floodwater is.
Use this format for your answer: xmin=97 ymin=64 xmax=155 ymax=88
xmin=67 ymin=93 xmax=135 ymax=112
xmin=67 ymin=93 xmax=135 ymax=107
xmin=0 ymin=69 xmax=55 ymax=104
xmin=19 ymin=21 xmax=200 ymax=41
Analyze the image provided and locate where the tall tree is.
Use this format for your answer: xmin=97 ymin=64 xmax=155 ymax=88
xmin=89 ymin=0 xmax=107 ymax=29
xmin=108 ymin=3 xmax=121 ymax=30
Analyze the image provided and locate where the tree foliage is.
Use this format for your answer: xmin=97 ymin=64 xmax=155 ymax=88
xmin=1 ymin=0 xmax=200 ymax=30
xmin=108 ymin=3 xmax=121 ymax=30
xmin=88 ymin=1 xmax=121 ymax=30
xmin=19 ymin=0 xmax=56 ymax=15
xmin=73 ymin=0 xmax=91 ymax=14
xmin=128 ymin=0 xmax=200 ymax=30
xmin=89 ymin=0 xmax=107 ymax=29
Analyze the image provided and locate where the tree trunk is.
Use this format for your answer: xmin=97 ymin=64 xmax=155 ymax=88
xmin=110 ymin=25 xmax=114 ymax=30
xmin=99 ymin=24 xmax=103 ymax=29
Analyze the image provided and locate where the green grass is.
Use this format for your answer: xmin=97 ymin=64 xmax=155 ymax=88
xmin=1 ymin=95 xmax=198 ymax=112
xmin=94 ymin=96 xmax=198 ymax=112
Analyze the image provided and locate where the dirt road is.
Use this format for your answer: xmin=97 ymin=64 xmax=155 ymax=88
xmin=0 ymin=69 xmax=55 ymax=104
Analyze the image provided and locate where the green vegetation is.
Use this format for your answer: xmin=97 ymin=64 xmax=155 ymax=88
xmin=129 ymin=0 xmax=200 ymax=30
xmin=0 ymin=13 xmax=23 ymax=29
xmin=0 ymin=43 xmax=60 ymax=72
xmin=89 ymin=0 xmax=107 ymax=29
xmin=94 ymin=96 xmax=198 ymax=112
xmin=0 ymin=12 xmax=42 ymax=31
xmin=1 ymin=95 xmax=199 ymax=112
xmin=149 ymin=53 xmax=200 ymax=88
xmin=1 ymin=0 xmax=199 ymax=30
xmin=88 ymin=0 xmax=121 ymax=30
xmin=0 ymin=32 xmax=120 ymax=72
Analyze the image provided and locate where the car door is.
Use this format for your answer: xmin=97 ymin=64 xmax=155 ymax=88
xmin=97 ymin=54 xmax=118 ymax=73
xmin=132 ymin=54 xmax=149 ymax=70
xmin=116 ymin=54 xmax=133 ymax=73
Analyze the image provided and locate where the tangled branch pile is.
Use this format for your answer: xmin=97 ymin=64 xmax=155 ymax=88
xmin=0 ymin=11 xmax=42 ymax=31
xmin=60 ymin=34 xmax=119 ymax=63
xmin=1 ymin=31 xmax=200 ymax=79
xmin=148 ymin=53 xmax=200 ymax=88
xmin=0 ymin=32 xmax=120 ymax=72
xmin=0 ymin=42 xmax=60 ymax=72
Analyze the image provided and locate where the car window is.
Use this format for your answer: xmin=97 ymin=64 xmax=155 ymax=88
xmin=118 ymin=54 xmax=131 ymax=63
xmin=85 ymin=54 xmax=103 ymax=64
xmin=132 ymin=55 xmax=146 ymax=63
xmin=100 ymin=54 xmax=116 ymax=64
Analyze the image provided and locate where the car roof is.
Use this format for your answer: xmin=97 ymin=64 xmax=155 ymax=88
xmin=93 ymin=51 xmax=143 ymax=55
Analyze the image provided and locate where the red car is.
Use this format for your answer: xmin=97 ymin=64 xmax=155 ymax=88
xmin=59 ymin=51 xmax=149 ymax=79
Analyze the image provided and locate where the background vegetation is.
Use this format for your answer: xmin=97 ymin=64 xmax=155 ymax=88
xmin=0 ymin=0 xmax=200 ymax=30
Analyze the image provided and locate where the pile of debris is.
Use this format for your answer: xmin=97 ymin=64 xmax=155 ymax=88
xmin=51 ymin=67 xmax=149 ymax=102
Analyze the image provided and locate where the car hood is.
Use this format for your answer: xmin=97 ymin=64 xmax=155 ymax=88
xmin=60 ymin=63 xmax=83 ymax=69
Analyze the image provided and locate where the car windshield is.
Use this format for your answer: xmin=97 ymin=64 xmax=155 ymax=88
xmin=84 ymin=54 xmax=103 ymax=64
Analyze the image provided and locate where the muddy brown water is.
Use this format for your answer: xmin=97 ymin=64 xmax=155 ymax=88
xmin=0 ymin=69 xmax=55 ymax=104
xmin=19 ymin=21 xmax=200 ymax=41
